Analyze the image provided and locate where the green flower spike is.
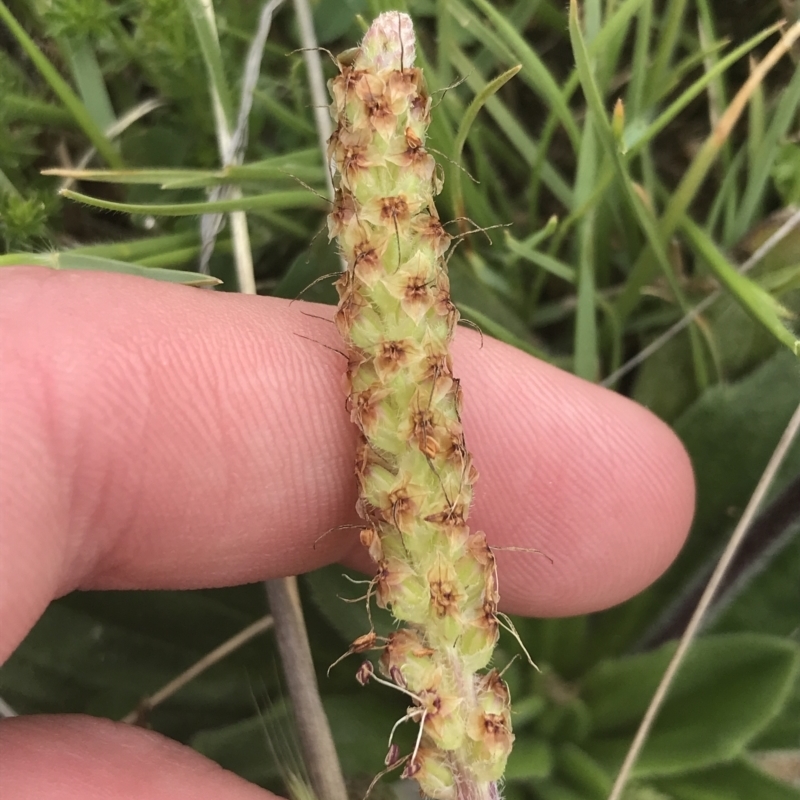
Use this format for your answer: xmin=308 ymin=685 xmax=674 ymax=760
xmin=327 ymin=11 xmax=513 ymax=800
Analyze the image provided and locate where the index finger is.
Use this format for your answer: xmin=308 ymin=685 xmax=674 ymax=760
xmin=0 ymin=267 xmax=694 ymax=662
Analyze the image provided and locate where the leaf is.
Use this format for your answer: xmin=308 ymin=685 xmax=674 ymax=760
xmin=0 ymin=590 xmax=272 ymax=735
xmin=504 ymin=229 xmax=576 ymax=283
xmin=708 ymin=492 xmax=800 ymax=753
xmin=631 ymin=326 xmax=702 ymax=422
xmin=183 ymin=0 xmax=235 ymax=131
xmin=190 ymin=701 xmax=288 ymax=787
xmin=669 ymin=350 xmax=800 ymax=582
xmin=449 ymin=64 xmax=521 ymax=220
xmin=772 ymin=144 xmax=800 ymax=206
xmin=500 ymin=785 xmax=534 ymax=800
xmin=581 ymin=633 xmax=800 ymax=777
xmin=505 ymin=737 xmax=554 ymax=781
xmin=530 ymin=782 xmax=595 ymax=800
xmin=466 ymin=0 xmax=581 ymax=147
xmin=60 ymin=187 xmax=325 ymax=216
xmin=59 ymin=36 xmax=116 ymax=132
xmin=631 ymin=273 xmax=796 ymax=423
xmin=555 ymin=743 xmax=613 ymax=799
xmin=754 ymin=672 xmax=800 ymax=751
xmin=192 ymin=693 xmax=406 ymax=785
xmin=711 ymin=492 xmax=800 ymax=641
xmin=535 ymin=695 xmax=593 ymax=744
xmin=654 ymin=758 xmax=800 ymax=800
xmin=456 ymin=302 xmax=551 ymax=361
xmin=681 ymin=216 xmax=798 ymax=356
xmin=515 ymin=615 xmax=589 ymax=681
xmin=589 ymin=348 xmax=800 ymax=659
xmin=0 ymin=251 xmax=220 ymax=287
xmin=735 ymin=207 xmax=800 ymax=277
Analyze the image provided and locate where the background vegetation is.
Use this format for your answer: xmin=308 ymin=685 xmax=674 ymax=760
xmin=1 ymin=0 xmax=799 ymax=798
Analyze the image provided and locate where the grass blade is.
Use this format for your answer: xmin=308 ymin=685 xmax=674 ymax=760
xmin=4 ymin=94 xmax=75 ymax=126
xmin=733 ymin=66 xmax=800 ymax=239
xmin=602 ymin=208 xmax=800 ymax=387
xmin=574 ymin=125 xmax=600 ymax=381
xmin=644 ymin=0 xmax=689 ymax=104
xmin=0 ymin=252 xmax=220 ymax=287
xmin=681 ymin=216 xmax=798 ymax=355
xmin=450 ymin=64 xmax=521 ymax=221
xmin=504 ymin=231 xmax=576 ymax=283
xmin=447 ymin=44 xmax=573 ymax=206
xmin=697 ymin=0 xmax=737 ymax=235
xmin=67 ymin=232 xmax=200 ymax=262
xmin=615 ymin=20 xmax=800 ymax=321
xmin=183 ymin=0 xmax=235 ymax=132
xmin=42 ymin=150 xmax=325 ymax=189
xmin=659 ymin=22 xmax=800 ymax=255
xmin=626 ymin=23 xmax=782 ymax=156
xmin=464 ymin=0 xmax=581 ymax=148
xmin=569 ymin=0 xmax=710 ymax=386
xmin=456 ymin=302 xmax=551 ymax=360
xmin=59 ymin=37 xmax=116 ymax=131
xmin=625 ymin=0 xmax=652 ymax=117
xmin=0 ymin=0 xmax=122 ymax=168
xmin=59 ymin=187 xmax=326 ymax=216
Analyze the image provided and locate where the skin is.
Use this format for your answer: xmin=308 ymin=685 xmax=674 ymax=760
xmin=0 ymin=267 xmax=695 ymax=799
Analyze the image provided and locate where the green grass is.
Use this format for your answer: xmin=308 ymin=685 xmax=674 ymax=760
xmin=2 ymin=1 xmax=800 ymax=799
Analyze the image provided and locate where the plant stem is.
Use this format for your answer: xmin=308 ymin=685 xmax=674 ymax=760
xmin=265 ymin=577 xmax=349 ymax=800
xmin=121 ymin=615 xmax=274 ymax=725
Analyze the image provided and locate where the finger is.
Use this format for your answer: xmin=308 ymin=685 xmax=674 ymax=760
xmin=344 ymin=328 xmax=696 ymax=617
xmin=0 ymin=714 xmax=278 ymax=800
xmin=0 ymin=268 xmax=694 ymax=661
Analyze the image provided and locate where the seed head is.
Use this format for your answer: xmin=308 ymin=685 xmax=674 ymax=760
xmin=329 ymin=12 xmax=514 ymax=799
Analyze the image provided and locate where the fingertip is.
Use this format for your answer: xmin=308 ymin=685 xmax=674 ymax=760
xmin=0 ymin=715 xmax=280 ymax=800
xmin=451 ymin=337 xmax=695 ymax=616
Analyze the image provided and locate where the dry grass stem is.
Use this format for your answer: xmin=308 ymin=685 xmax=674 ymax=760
xmin=121 ymin=614 xmax=274 ymax=724
xmin=602 ymin=206 xmax=800 ymax=387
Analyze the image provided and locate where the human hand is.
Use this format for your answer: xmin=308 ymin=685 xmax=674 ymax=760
xmin=0 ymin=266 xmax=694 ymax=799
